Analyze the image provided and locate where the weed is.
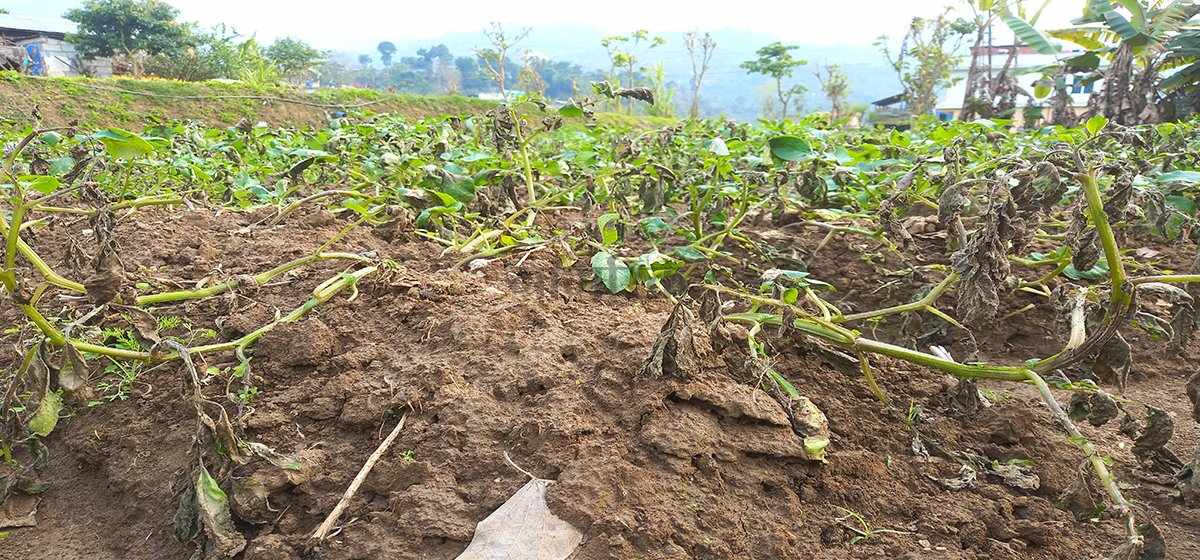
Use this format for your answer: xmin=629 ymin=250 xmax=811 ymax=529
xmin=833 ymin=506 xmax=911 ymax=545
xmin=398 ymin=449 xmax=416 ymax=465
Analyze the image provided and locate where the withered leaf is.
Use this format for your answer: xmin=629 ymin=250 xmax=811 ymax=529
xmin=640 ymin=300 xmax=708 ymax=379
xmin=1091 ymin=333 xmax=1132 ymax=390
xmin=989 ymin=462 xmax=1040 ymax=491
xmin=195 ymin=466 xmax=246 ymax=559
xmin=1186 ymin=372 xmax=1200 ymax=424
xmin=931 ymin=464 xmax=977 ymax=491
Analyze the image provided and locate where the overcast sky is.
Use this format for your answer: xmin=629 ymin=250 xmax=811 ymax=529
xmin=9 ymin=0 xmax=1084 ymax=52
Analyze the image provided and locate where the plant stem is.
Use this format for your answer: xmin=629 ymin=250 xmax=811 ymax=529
xmin=838 ymin=272 xmax=959 ymax=323
xmin=1024 ymin=369 xmax=1139 ymax=544
xmin=31 ymin=194 xmax=182 ymax=215
xmin=724 ymin=311 xmax=1030 ymax=383
xmin=1078 ymin=169 xmax=1128 ymax=305
xmin=1132 ymin=274 xmax=1200 ymax=285
xmin=134 ymin=251 xmax=369 ymax=305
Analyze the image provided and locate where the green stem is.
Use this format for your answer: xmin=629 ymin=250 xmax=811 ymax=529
xmin=838 ymin=272 xmax=959 ymax=323
xmin=724 ymin=311 xmax=1029 ymax=383
xmin=32 ymin=195 xmax=182 ymax=215
xmin=1024 ymin=369 xmax=1138 ymax=544
xmin=1078 ymin=170 xmax=1128 ymax=305
xmin=134 ymin=251 xmax=368 ymax=305
xmin=1132 ymin=274 xmax=1200 ymax=285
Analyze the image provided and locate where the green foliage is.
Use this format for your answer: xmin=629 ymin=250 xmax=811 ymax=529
xmin=233 ymin=38 xmax=282 ymax=86
xmin=817 ymin=64 xmax=851 ymax=119
xmin=144 ymin=24 xmax=241 ymax=81
xmin=741 ymin=42 xmax=807 ymax=120
xmin=28 ymin=390 xmax=64 ymax=437
xmin=64 ymin=0 xmax=188 ymax=60
xmin=1002 ymin=13 xmax=1060 ymax=54
xmin=93 ymin=128 xmax=154 ymax=159
xmin=264 ymin=38 xmax=324 ymax=82
xmin=876 ymin=10 xmax=973 ymax=116
xmin=592 ymin=252 xmax=631 ymax=293
xmin=377 ymin=41 xmax=397 ymax=66
xmin=600 ymin=29 xmax=667 ymax=113
xmin=768 ymin=135 xmax=813 ymax=162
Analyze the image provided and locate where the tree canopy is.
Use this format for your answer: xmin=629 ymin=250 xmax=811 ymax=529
xmin=64 ymin=0 xmax=188 ymax=59
xmin=265 ymin=38 xmax=324 ymax=81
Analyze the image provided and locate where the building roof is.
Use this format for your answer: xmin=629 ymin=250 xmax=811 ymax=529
xmin=0 ymin=14 xmax=77 ymax=37
xmin=872 ymin=93 xmax=906 ymax=107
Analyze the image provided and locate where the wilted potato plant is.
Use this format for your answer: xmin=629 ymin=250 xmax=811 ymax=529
xmin=1 ymin=90 xmax=1198 ymax=557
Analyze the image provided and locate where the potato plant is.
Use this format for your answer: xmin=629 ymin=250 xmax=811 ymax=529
xmin=1 ymin=96 xmax=1198 ymax=557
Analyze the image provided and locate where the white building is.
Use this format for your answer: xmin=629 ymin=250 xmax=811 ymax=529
xmin=936 ymin=44 xmax=1101 ymax=124
xmin=477 ymin=90 xmax=526 ymax=102
xmin=0 ymin=14 xmax=111 ymax=77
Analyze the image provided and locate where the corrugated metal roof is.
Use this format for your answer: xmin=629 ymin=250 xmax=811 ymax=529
xmin=0 ymin=14 xmax=77 ymax=35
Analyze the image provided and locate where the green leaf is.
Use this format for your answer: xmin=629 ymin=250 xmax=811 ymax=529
xmin=672 ymin=245 xmax=707 ymax=263
xmin=39 ymin=131 xmax=62 ymax=146
xmin=597 ymin=212 xmax=621 ymax=246
xmin=287 ymin=148 xmax=334 ymax=160
xmin=440 ymin=178 xmax=477 ymax=203
xmin=707 ymin=137 xmax=730 ymax=156
xmin=1160 ymin=61 xmax=1200 ymax=92
xmin=195 ymin=466 xmax=246 ymax=557
xmin=591 ymin=252 xmax=631 ymax=294
xmin=638 ymin=217 xmax=670 ymax=239
xmin=1154 ymin=170 xmax=1200 ymax=185
xmin=342 ymin=198 xmax=371 ymax=217
xmin=1102 ymin=9 xmax=1142 ymax=43
xmin=1002 ymin=14 xmax=1060 ymax=55
xmin=92 ymin=128 xmax=154 ymax=159
xmin=768 ymin=135 xmax=812 ymax=162
xmin=22 ymin=175 xmax=60 ymax=194
xmin=48 ymin=156 xmax=75 ymax=176
xmin=558 ymin=102 xmax=585 ymax=118
xmin=1085 ymin=115 xmax=1108 ymax=135
xmin=1064 ymin=258 xmax=1110 ymax=280
xmin=28 ymin=390 xmax=64 ymax=437
xmin=1165 ymin=195 xmax=1197 ymax=239
xmin=1033 ymin=81 xmax=1052 ymax=99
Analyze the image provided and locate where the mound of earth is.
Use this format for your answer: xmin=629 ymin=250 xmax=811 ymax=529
xmin=1 ymin=207 xmax=1197 ymax=560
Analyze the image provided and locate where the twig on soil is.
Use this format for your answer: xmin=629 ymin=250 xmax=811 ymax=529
xmin=310 ymin=414 xmax=407 ymax=543
xmin=503 ymin=451 xmax=537 ymax=480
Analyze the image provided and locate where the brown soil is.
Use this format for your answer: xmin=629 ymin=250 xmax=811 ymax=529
xmin=1 ymin=206 xmax=1197 ymax=560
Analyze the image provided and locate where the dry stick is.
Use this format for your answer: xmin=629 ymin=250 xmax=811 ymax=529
xmin=311 ymin=414 xmax=408 ymax=543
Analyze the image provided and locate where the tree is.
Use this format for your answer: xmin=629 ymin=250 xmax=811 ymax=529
xmin=683 ymin=31 xmax=717 ymax=119
xmin=816 ymin=64 xmax=850 ymax=119
xmin=516 ymin=51 xmax=547 ymax=97
xmin=434 ymin=55 xmax=462 ymax=94
xmin=377 ymin=41 xmax=396 ymax=66
xmin=477 ymin=22 xmax=530 ymax=98
xmin=601 ymin=30 xmax=666 ymax=112
xmin=358 ymin=54 xmax=372 ymax=67
xmin=144 ymin=24 xmax=241 ymax=81
xmin=234 ymin=38 xmax=280 ymax=85
xmin=741 ymin=42 xmax=807 ymax=121
xmin=63 ymin=0 xmax=188 ymax=76
xmin=265 ymin=38 xmax=323 ymax=82
xmin=876 ymin=10 xmax=974 ymax=117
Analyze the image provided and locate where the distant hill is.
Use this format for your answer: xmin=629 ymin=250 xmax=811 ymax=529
xmin=353 ymin=26 xmax=903 ymax=121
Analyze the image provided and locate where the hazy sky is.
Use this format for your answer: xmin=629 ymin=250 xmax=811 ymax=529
xmin=9 ymin=0 xmax=1083 ymax=52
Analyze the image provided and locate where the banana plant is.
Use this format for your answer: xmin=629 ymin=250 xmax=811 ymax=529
xmin=1047 ymin=0 xmax=1200 ymax=123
